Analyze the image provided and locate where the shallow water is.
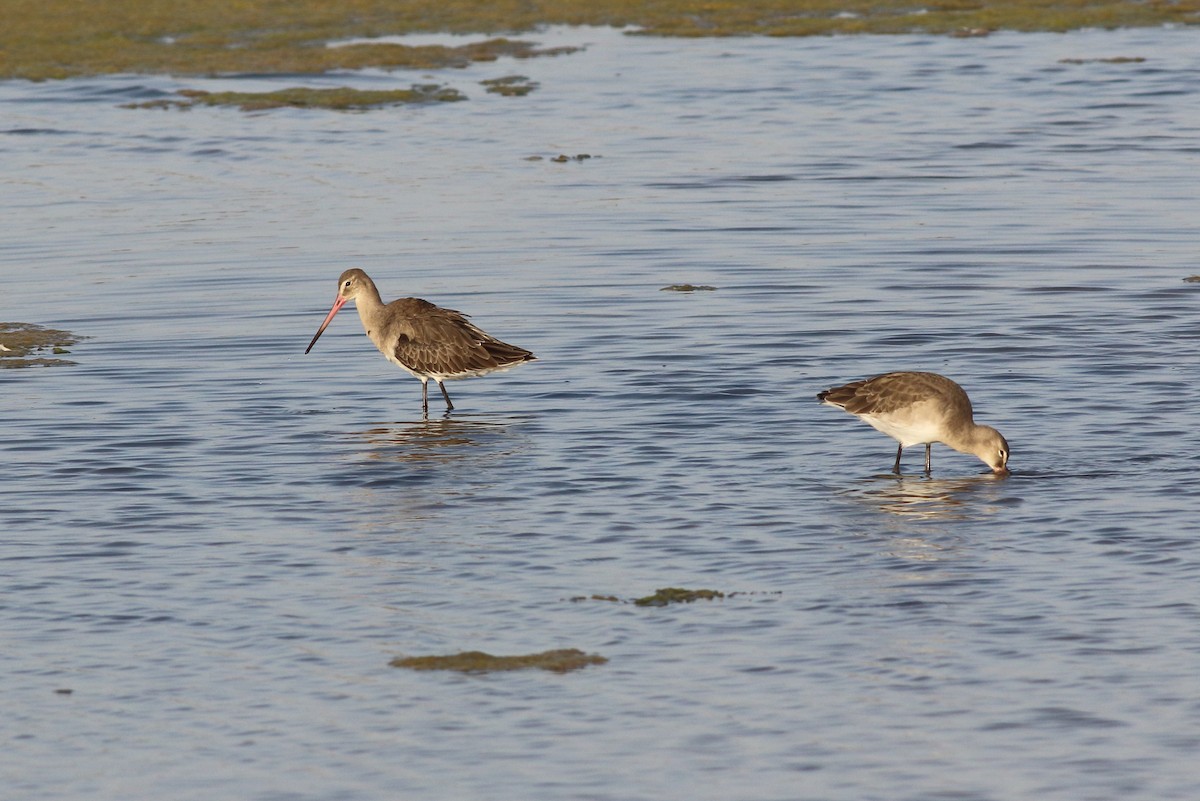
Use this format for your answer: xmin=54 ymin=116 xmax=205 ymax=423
xmin=3 ymin=25 xmax=1200 ymax=801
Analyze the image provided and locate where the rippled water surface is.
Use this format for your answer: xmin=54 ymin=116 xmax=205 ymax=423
xmin=4 ymin=26 xmax=1200 ymax=801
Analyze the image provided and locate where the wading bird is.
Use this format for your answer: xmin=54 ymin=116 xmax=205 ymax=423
xmin=305 ymin=269 xmax=535 ymax=416
xmin=817 ymin=371 xmax=1009 ymax=475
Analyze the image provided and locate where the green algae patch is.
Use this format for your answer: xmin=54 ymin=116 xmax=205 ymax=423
xmin=661 ymin=284 xmax=717 ymax=292
xmin=526 ymin=153 xmax=597 ymax=162
xmin=482 ymin=75 xmax=538 ymax=96
xmin=5 ymin=2 xmax=1199 ymax=82
xmin=633 ymin=587 xmax=726 ymax=607
xmin=1058 ymin=56 xmax=1147 ymax=64
xmin=569 ymin=588 xmax=777 ymax=604
xmin=390 ymin=648 xmax=607 ymax=674
xmin=0 ymin=3 xmax=580 ymax=82
xmin=0 ymin=323 xmax=84 ymax=368
xmin=127 ymin=84 xmax=466 ymax=111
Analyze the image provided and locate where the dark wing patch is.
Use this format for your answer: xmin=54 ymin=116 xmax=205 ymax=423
xmin=390 ymin=300 xmax=534 ymax=378
xmin=816 ymin=379 xmax=867 ymax=409
xmin=818 ymin=372 xmax=971 ymax=417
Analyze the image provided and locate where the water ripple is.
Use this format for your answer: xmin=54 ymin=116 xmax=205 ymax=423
xmin=2 ymin=24 xmax=1200 ymax=801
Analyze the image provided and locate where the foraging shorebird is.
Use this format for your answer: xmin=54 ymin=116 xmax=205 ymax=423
xmin=817 ymin=371 xmax=1009 ymax=475
xmin=305 ymin=269 xmax=535 ymax=416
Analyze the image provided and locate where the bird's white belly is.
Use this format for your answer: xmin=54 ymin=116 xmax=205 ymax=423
xmin=380 ymin=351 xmax=521 ymax=382
xmin=383 ymin=354 xmax=431 ymax=381
xmin=859 ymin=413 xmax=943 ymax=447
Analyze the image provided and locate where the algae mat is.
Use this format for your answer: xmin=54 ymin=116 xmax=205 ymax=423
xmin=0 ymin=323 xmax=82 ymax=368
xmin=391 ymin=649 xmax=607 ymax=674
xmin=3 ymin=1 xmax=1198 ymax=81
xmin=125 ymin=85 xmax=468 ymax=111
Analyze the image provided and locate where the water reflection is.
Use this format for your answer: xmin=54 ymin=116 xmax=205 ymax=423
xmin=339 ymin=416 xmax=534 ymax=531
xmin=844 ymin=472 xmax=1009 ymax=521
xmin=5 ymin=26 xmax=1200 ymax=801
xmin=354 ymin=415 xmax=529 ymax=464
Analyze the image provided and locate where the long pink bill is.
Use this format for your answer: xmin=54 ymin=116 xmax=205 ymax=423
xmin=305 ymin=295 xmax=348 ymax=354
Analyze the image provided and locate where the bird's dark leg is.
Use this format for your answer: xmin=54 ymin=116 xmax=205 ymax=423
xmin=892 ymin=443 xmax=903 ymax=474
xmin=924 ymin=444 xmax=932 ymax=475
xmin=421 ymin=381 xmax=429 ymax=418
xmin=438 ymin=381 xmax=455 ymax=411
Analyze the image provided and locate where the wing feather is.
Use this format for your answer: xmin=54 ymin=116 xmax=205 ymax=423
xmin=387 ymin=298 xmax=534 ymax=378
xmin=818 ymin=372 xmax=972 ymax=418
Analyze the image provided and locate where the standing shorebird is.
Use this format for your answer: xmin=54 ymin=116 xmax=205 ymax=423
xmin=305 ymin=268 xmax=535 ymax=416
xmin=817 ymin=371 xmax=1009 ymax=475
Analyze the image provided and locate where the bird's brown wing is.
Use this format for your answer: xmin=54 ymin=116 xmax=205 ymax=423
xmin=389 ymin=299 xmax=533 ymax=377
xmin=819 ymin=372 xmax=970 ymax=417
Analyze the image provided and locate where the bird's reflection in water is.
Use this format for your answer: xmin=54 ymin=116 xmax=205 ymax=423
xmin=343 ymin=416 xmax=533 ymax=532
xmin=355 ymin=415 xmax=529 ymax=464
xmin=845 ymin=471 xmax=1010 ymax=521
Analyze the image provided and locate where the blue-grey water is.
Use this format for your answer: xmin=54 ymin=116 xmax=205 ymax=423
xmin=3 ymin=25 xmax=1200 ymax=801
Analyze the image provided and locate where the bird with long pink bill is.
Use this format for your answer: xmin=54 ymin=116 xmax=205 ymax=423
xmin=305 ymin=269 xmax=535 ymax=416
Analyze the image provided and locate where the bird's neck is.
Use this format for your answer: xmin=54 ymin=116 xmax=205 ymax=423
xmin=353 ymin=279 xmax=387 ymax=331
xmin=944 ymin=421 xmax=990 ymax=456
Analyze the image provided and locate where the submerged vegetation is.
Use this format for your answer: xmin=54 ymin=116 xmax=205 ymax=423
xmin=0 ymin=14 xmax=577 ymax=82
xmin=481 ymin=75 xmax=539 ymax=96
xmin=390 ymin=649 xmax=607 ymax=673
xmin=0 ymin=323 xmax=83 ymax=368
xmin=2 ymin=2 xmax=1197 ymax=81
xmin=570 ymin=588 xmax=778 ymax=604
xmin=126 ymin=84 xmax=466 ymax=111
xmin=633 ymin=587 xmax=726 ymax=606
